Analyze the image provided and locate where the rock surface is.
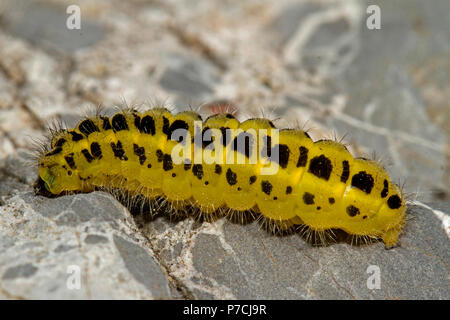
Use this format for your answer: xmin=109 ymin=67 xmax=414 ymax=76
xmin=0 ymin=0 xmax=448 ymax=299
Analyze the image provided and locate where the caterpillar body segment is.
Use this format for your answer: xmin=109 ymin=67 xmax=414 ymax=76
xmin=36 ymin=108 xmax=407 ymax=248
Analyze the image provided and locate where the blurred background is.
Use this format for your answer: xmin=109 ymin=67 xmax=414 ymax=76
xmin=0 ymin=0 xmax=448 ymax=201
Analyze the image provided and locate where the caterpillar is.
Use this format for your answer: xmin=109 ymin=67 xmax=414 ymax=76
xmin=34 ymin=107 xmax=407 ymax=248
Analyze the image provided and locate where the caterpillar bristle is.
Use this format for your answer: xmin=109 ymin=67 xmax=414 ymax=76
xmin=258 ymin=216 xmax=298 ymax=236
xmin=188 ymin=205 xmax=221 ymax=224
xmin=295 ymin=225 xmax=343 ymax=247
xmin=348 ymin=233 xmax=379 ymax=247
xmin=222 ymin=207 xmax=257 ymax=226
xmin=201 ymin=100 xmax=238 ymax=118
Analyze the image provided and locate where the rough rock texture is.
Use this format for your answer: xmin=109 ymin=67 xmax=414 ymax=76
xmin=0 ymin=190 xmax=178 ymax=299
xmin=0 ymin=0 xmax=448 ymax=299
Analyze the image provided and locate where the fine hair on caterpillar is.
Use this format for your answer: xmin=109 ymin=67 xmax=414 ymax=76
xmin=34 ymin=106 xmax=407 ymax=249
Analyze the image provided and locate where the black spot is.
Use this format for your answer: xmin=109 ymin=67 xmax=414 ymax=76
xmin=387 ymin=195 xmax=402 ymax=209
xmin=261 ymin=180 xmax=272 ymax=195
xmin=192 ymin=164 xmax=203 ymax=180
xmin=249 ymin=176 xmax=257 ymax=184
xmin=215 ymin=164 xmax=222 ymax=175
xmin=232 ymin=132 xmax=253 ymax=158
xmin=219 ymin=127 xmax=231 ymax=146
xmin=78 ymin=119 xmax=100 ymax=136
xmin=341 ymin=160 xmax=350 ymax=183
xmin=296 ymin=146 xmax=308 ymax=167
xmin=274 ymin=197 xmax=278 ymax=200
xmin=286 ymin=186 xmax=292 ymax=194
xmin=133 ymin=114 xmax=141 ymax=131
xmin=139 ymin=115 xmax=156 ymax=135
xmin=328 ymin=197 xmax=335 ymax=204
xmin=184 ymin=162 xmax=192 ymax=171
xmin=147 ymin=164 xmax=152 ymax=169
xmin=69 ymin=131 xmax=84 ymax=141
xmin=133 ymin=144 xmax=146 ymax=165
xmin=347 ymin=205 xmax=360 ymax=217
xmin=205 ymin=181 xmax=209 ymax=185
xmin=226 ymin=168 xmax=237 ymax=185
xmin=303 ymin=192 xmax=315 ymax=205
xmin=68 ymin=171 xmax=72 ymax=176
xmin=163 ymin=154 xmax=173 ymax=171
xmin=381 ymin=179 xmax=389 ymax=198
xmin=308 ymin=155 xmax=333 ymax=180
xmin=351 ymin=171 xmax=374 ymax=194
xmin=64 ymin=154 xmax=76 ymax=169
xmin=273 ymin=144 xmax=290 ymax=168
xmin=206 ymin=113 xmax=226 ymax=122
xmin=172 ymin=173 xmax=176 ymax=177
xmin=156 ymin=149 xmax=163 ymax=162
xmin=90 ymin=142 xmax=102 ymax=159
xmin=54 ymin=138 xmax=66 ymax=148
xmin=363 ymin=216 xmax=367 ymax=219
xmin=110 ymin=141 xmax=128 ymax=160
xmin=46 ymin=147 xmax=62 ymax=156
xmin=261 ymin=136 xmax=272 ymax=157
xmin=238 ymin=187 xmax=242 ymax=191
xmin=111 ymin=114 xmax=129 ymax=132
xmin=100 ymin=116 xmax=112 ymax=130
xmin=162 ymin=117 xmax=170 ymax=136
xmin=199 ymin=127 xmax=212 ymax=149
xmin=317 ymin=206 xmax=321 ymax=210
xmin=168 ymin=120 xmax=189 ymax=142
xmin=225 ymin=113 xmax=235 ymax=119
xmin=78 ymin=174 xmax=93 ymax=181
xmin=81 ymin=149 xmax=94 ymax=162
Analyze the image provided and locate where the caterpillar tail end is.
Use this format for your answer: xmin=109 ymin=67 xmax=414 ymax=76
xmin=381 ymin=227 xmax=402 ymax=249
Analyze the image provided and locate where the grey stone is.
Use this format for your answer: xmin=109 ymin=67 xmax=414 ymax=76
xmin=0 ymin=234 xmax=15 ymax=251
xmin=2 ymin=0 xmax=104 ymax=54
xmin=159 ymin=54 xmax=220 ymax=103
xmin=2 ymin=263 xmax=38 ymax=280
xmin=84 ymin=234 xmax=109 ymax=244
xmin=159 ymin=240 xmax=183 ymax=264
xmin=160 ymin=69 xmax=212 ymax=97
xmin=330 ymin=118 xmax=389 ymax=156
xmin=321 ymin=0 xmax=450 ymax=200
xmin=113 ymin=234 xmax=172 ymax=299
xmin=185 ymin=202 xmax=449 ymax=299
xmin=191 ymin=289 xmax=216 ymax=300
xmin=4 ymin=150 xmax=38 ymax=185
xmin=53 ymin=244 xmax=76 ymax=253
xmin=0 ymin=191 xmax=179 ymax=298
xmin=394 ymin=140 xmax=447 ymax=194
xmin=0 ymin=177 xmax=28 ymax=203
xmin=270 ymin=2 xmax=323 ymax=45
xmin=304 ymin=18 xmax=350 ymax=50
xmin=33 ymin=192 xmax=124 ymax=225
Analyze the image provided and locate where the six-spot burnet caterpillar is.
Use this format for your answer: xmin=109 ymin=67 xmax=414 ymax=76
xmin=34 ymin=107 xmax=407 ymax=248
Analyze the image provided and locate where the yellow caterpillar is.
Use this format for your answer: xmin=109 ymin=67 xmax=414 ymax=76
xmin=35 ymin=107 xmax=407 ymax=248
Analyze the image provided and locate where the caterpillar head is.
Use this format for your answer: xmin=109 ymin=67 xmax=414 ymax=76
xmin=35 ymin=154 xmax=81 ymax=196
xmin=34 ymin=134 xmax=83 ymax=196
